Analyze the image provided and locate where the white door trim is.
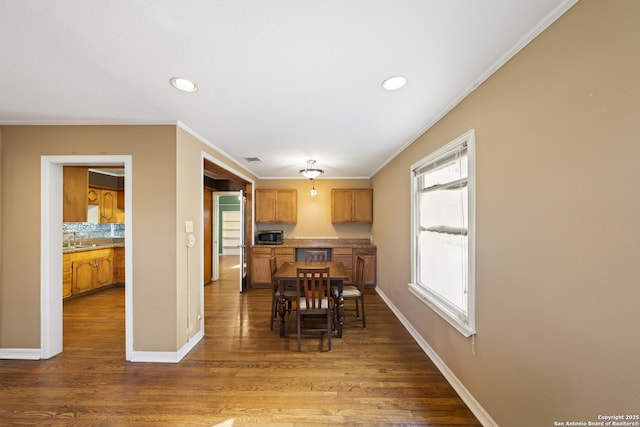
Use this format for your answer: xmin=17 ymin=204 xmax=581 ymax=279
xmin=41 ymin=155 xmax=133 ymax=360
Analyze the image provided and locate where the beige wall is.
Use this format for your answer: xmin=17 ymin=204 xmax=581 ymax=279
xmin=0 ymin=124 xmax=259 ymax=354
xmin=372 ymin=1 xmax=640 ymax=424
xmin=255 ymin=178 xmax=372 ymax=239
xmin=0 ymin=125 xmax=179 ymax=351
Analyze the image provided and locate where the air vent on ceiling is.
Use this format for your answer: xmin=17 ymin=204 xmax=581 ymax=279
xmin=244 ymin=157 xmax=263 ymax=163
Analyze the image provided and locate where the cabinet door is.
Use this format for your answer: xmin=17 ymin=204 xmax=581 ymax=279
xmin=251 ymin=247 xmax=274 ymax=285
xmin=255 ymin=190 xmax=277 ymax=223
xmin=331 ymin=189 xmax=353 ymax=223
xmin=114 ymin=248 xmax=126 ymax=283
xmin=354 ymin=248 xmax=376 ymax=287
xmin=63 ymin=256 xmax=73 ymax=298
xmin=95 ymin=256 xmax=114 ymax=288
xmin=63 ymin=167 xmax=89 ymax=222
xmin=87 ymin=187 xmax=100 ymax=205
xmin=72 ymin=260 xmax=94 ymax=294
xmin=275 ymin=189 xmax=297 ymax=223
xmin=332 ymin=248 xmax=353 ymax=284
xmin=352 ymin=189 xmax=373 ymax=223
xmin=274 ymin=247 xmax=294 ymax=270
xmin=100 ymin=190 xmax=117 ymax=223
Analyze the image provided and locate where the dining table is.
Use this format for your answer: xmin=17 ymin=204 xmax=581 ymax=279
xmin=272 ymin=261 xmax=349 ymax=339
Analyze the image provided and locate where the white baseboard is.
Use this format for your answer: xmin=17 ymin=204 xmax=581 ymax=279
xmin=375 ymin=288 xmax=498 ymax=427
xmin=128 ymin=330 xmax=204 ymax=363
xmin=0 ymin=348 xmax=42 ymax=360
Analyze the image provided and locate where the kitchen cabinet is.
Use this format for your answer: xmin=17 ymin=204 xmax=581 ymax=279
xmin=331 ymin=247 xmax=376 ymax=286
xmin=274 ymin=247 xmax=294 ymax=269
xmin=88 ymin=187 xmax=118 ymax=223
xmin=354 ymin=248 xmax=377 ymax=287
xmin=250 ymin=247 xmax=274 ymax=286
xmin=62 ymin=254 xmax=73 ymax=298
xmin=66 ymin=248 xmax=115 ymax=298
xmin=114 ymin=247 xmax=125 ymax=283
xmin=255 ymin=189 xmax=297 ymax=223
xmin=249 ymin=244 xmax=375 ymax=288
xmin=331 ymin=189 xmax=373 ymax=223
xmin=249 ymin=246 xmax=295 ymax=286
xmin=331 ymin=248 xmax=353 ymax=284
xmin=63 ymin=167 xmax=89 ymax=222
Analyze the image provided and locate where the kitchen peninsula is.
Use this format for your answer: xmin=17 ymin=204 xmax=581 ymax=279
xmin=250 ymin=238 xmax=376 ymax=289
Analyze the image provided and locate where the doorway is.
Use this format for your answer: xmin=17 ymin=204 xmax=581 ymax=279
xmin=202 ymin=155 xmax=253 ymax=295
xmin=41 ymin=155 xmax=133 ymax=360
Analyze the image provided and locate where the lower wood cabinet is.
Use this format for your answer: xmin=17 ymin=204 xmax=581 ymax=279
xmin=331 ymin=248 xmax=354 ymax=284
xmin=250 ymin=247 xmax=273 ymax=286
xmin=250 ymin=246 xmax=295 ymax=287
xmin=250 ymin=245 xmax=376 ymax=288
xmin=62 ymin=255 xmax=73 ymax=298
xmin=354 ymin=248 xmax=377 ymax=287
xmin=331 ymin=247 xmax=376 ymax=287
xmin=114 ymin=247 xmax=125 ymax=283
xmin=64 ymin=248 xmax=119 ymax=299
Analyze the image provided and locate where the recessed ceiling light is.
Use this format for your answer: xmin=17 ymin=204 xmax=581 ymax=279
xmin=382 ymin=75 xmax=407 ymax=91
xmin=170 ymin=77 xmax=197 ymax=93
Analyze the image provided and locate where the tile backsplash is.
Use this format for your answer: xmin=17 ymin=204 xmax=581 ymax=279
xmin=63 ymin=222 xmax=125 ymax=246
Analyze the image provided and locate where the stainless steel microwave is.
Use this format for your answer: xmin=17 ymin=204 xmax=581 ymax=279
xmin=256 ymin=230 xmax=284 ymax=245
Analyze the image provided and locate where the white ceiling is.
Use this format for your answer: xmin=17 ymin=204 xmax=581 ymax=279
xmin=0 ymin=0 xmax=575 ymax=178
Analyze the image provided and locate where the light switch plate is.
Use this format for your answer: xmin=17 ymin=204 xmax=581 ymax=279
xmin=185 ymin=221 xmax=194 ymax=233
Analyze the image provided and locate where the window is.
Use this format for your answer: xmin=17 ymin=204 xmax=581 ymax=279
xmin=409 ymin=129 xmax=476 ymax=337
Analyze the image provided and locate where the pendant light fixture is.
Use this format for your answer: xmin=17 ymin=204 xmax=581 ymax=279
xmin=299 ymin=160 xmax=323 ymax=179
xmin=310 ymin=178 xmax=318 ymax=198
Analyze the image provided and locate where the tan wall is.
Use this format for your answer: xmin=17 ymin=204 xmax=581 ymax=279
xmin=0 ymin=125 xmax=178 ymax=351
xmin=255 ymin=178 xmax=372 ymax=239
xmin=372 ymin=1 xmax=640 ymax=424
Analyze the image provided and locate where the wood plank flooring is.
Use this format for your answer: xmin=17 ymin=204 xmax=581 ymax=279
xmin=0 ymin=256 xmax=481 ymax=426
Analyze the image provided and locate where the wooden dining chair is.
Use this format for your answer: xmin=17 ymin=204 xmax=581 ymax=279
xmin=269 ymin=256 xmax=295 ymax=330
xmin=295 ymin=267 xmax=332 ymax=352
xmin=303 ymin=250 xmax=327 ymax=262
xmin=334 ymin=255 xmax=367 ymax=329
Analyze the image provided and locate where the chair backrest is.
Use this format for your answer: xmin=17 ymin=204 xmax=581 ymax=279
xmin=354 ymin=255 xmax=366 ymax=292
xmin=296 ymin=267 xmax=331 ymax=312
xmin=303 ymin=250 xmax=327 ymax=262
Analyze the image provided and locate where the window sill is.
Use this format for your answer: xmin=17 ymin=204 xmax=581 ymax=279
xmin=408 ymin=283 xmax=476 ymax=338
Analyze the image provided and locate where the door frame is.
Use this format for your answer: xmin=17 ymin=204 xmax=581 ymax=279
xmin=41 ymin=155 xmax=133 ymax=360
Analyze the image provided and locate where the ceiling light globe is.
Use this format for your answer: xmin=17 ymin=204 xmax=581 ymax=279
xmin=170 ymin=77 xmax=198 ymax=92
xmin=382 ymin=75 xmax=407 ymax=91
xmin=301 ymin=170 xmax=321 ymax=179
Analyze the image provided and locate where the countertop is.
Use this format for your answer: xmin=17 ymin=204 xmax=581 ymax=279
xmin=253 ymin=238 xmax=375 ymax=249
xmin=63 ymin=238 xmax=124 ymax=254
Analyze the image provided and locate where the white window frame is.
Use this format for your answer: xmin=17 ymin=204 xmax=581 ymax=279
xmin=409 ymin=129 xmax=476 ymax=337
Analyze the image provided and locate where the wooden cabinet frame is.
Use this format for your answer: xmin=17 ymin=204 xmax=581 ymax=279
xmin=255 ymin=189 xmax=297 ymax=223
xmin=331 ymin=188 xmax=373 ymax=223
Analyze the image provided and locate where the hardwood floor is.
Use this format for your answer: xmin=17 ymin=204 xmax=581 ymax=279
xmin=0 ymin=256 xmax=480 ymax=426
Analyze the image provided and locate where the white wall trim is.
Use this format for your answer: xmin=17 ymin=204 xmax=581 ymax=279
xmin=41 ymin=155 xmax=133 ymax=360
xmin=0 ymin=348 xmax=42 ymax=360
xmin=375 ymin=287 xmax=498 ymax=427
xmin=129 ymin=330 xmax=204 ymax=363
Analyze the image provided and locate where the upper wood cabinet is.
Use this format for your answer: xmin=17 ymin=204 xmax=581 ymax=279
xmin=63 ymin=167 xmax=89 ymax=222
xmin=331 ymin=188 xmax=373 ymax=223
xmin=255 ymin=189 xmax=297 ymax=223
xmin=88 ymin=187 xmax=118 ymax=223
